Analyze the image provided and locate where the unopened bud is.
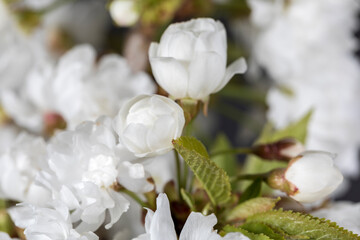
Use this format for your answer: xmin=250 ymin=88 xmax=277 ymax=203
xmin=253 ymin=138 xmax=305 ymax=161
xmin=267 ymin=168 xmax=298 ymax=196
xmin=43 ymin=112 xmax=67 ymax=137
xmin=267 ymin=151 xmax=343 ymax=203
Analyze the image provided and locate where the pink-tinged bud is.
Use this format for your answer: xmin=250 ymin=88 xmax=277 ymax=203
xmin=43 ymin=112 xmax=67 ymax=136
xmin=267 ymin=168 xmax=298 ymax=196
xmin=253 ymin=138 xmax=305 ymax=161
xmin=267 ymin=151 xmax=343 ymax=203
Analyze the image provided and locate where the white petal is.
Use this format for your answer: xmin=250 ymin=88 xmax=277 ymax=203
xmin=158 ymin=31 xmax=197 ymax=61
xmin=122 ymin=123 xmax=151 ymax=156
xmin=117 ymin=162 xmax=154 ymax=193
xmin=149 ymin=57 xmax=188 ymax=99
xmin=148 ymin=42 xmax=159 ymax=58
xmin=180 ymin=213 xmax=221 ymax=240
xmin=105 ymin=190 xmax=130 ymax=229
xmin=213 ymin=58 xmax=247 ymax=93
xmin=148 ymin=193 xmax=177 ymax=240
xmin=195 ymin=29 xmax=227 ymax=60
xmin=59 ymin=186 xmax=79 ymax=210
xmin=57 ymin=44 xmax=95 ymax=74
xmin=188 ymin=52 xmax=226 ymax=100
xmin=8 ymin=204 xmax=36 ymax=229
xmin=144 ymin=208 xmax=155 ymax=233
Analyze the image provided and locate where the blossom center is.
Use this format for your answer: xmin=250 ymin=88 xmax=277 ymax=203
xmin=82 ymin=155 xmax=118 ymax=188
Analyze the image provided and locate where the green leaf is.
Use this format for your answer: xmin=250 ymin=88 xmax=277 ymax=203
xmin=223 ymin=225 xmax=272 ymax=240
xmin=173 ymin=136 xmax=231 ymax=205
xmin=259 ymin=110 xmax=312 ymax=144
xmin=240 ymin=222 xmax=285 ymax=240
xmin=239 ymin=178 xmax=262 ymax=203
xmin=226 ymin=197 xmax=279 ymax=222
xmin=180 ymin=188 xmax=196 ymax=211
xmin=246 ymin=209 xmax=360 ymax=240
xmin=242 ymin=111 xmax=312 ymax=193
xmin=211 ymin=133 xmax=238 ymax=178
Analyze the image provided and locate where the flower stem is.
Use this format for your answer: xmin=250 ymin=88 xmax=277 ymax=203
xmin=120 ymin=189 xmax=149 ymax=208
xmin=230 ymin=172 xmax=269 ymax=183
xmin=182 ymin=164 xmax=189 ymax=191
xmin=210 ymin=147 xmax=253 ymax=157
xmin=174 ymin=149 xmax=182 ymax=197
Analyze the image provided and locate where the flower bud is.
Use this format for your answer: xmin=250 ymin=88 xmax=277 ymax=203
xmin=114 ymin=95 xmax=185 ymax=157
xmin=43 ymin=112 xmax=67 ymax=137
xmin=149 ymin=18 xmax=247 ymax=101
xmin=253 ymin=138 xmax=305 ymax=161
xmin=267 ymin=151 xmax=343 ymax=203
xmin=109 ymin=0 xmax=139 ymax=27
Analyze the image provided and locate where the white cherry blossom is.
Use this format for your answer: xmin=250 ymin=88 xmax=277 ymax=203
xmin=1 ymin=44 xmax=156 ymax=133
xmin=9 ymin=202 xmax=98 ymax=240
xmin=114 ymin=95 xmax=185 ymax=158
xmin=0 ymin=133 xmax=50 ymax=205
xmin=133 ymin=193 xmax=249 ymax=240
xmin=149 ymin=18 xmax=247 ymax=101
xmin=37 ymin=117 xmax=152 ymax=231
xmin=248 ymin=0 xmax=360 ymax=178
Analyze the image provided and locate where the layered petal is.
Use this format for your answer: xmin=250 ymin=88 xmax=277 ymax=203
xmin=149 ymin=57 xmax=188 ymax=99
xmin=188 ymin=52 xmax=226 ymax=100
xmin=213 ymin=58 xmax=247 ymax=93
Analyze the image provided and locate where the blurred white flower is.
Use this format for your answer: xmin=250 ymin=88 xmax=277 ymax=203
xmin=0 ymin=124 xmax=20 ymax=154
xmin=248 ymin=0 xmax=360 ymax=178
xmin=37 ymin=117 xmax=153 ymax=231
xmin=114 ymin=95 xmax=185 ymax=158
xmin=9 ymin=202 xmax=98 ymax=240
xmin=43 ymin=0 xmax=110 ymax=50
xmin=109 ymin=0 xmax=139 ymax=27
xmin=133 ymin=193 xmax=250 ymax=240
xmin=0 ymin=232 xmax=19 ymax=240
xmin=312 ymin=201 xmax=360 ymax=235
xmin=1 ymin=44 xmax=156 ymax=133
xmin=0 ymin=2 xmax=50 ymax=93
xmin=22 ymin=0 xmax=56 ymax=10
xmin=149 ymin=18 xmax=247 ymax=101
xmin=285 ymin=151 xmax=343 ymax=203
xmin=0 ymin=133 xmax=50 ymax=205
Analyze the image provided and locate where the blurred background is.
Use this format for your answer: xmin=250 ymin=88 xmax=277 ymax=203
xmin=1 ymin=0 xmax=359 ymax=201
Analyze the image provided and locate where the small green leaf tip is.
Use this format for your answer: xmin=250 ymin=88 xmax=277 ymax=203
xmin=173 ymin=136 xmax=231 ymax=205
